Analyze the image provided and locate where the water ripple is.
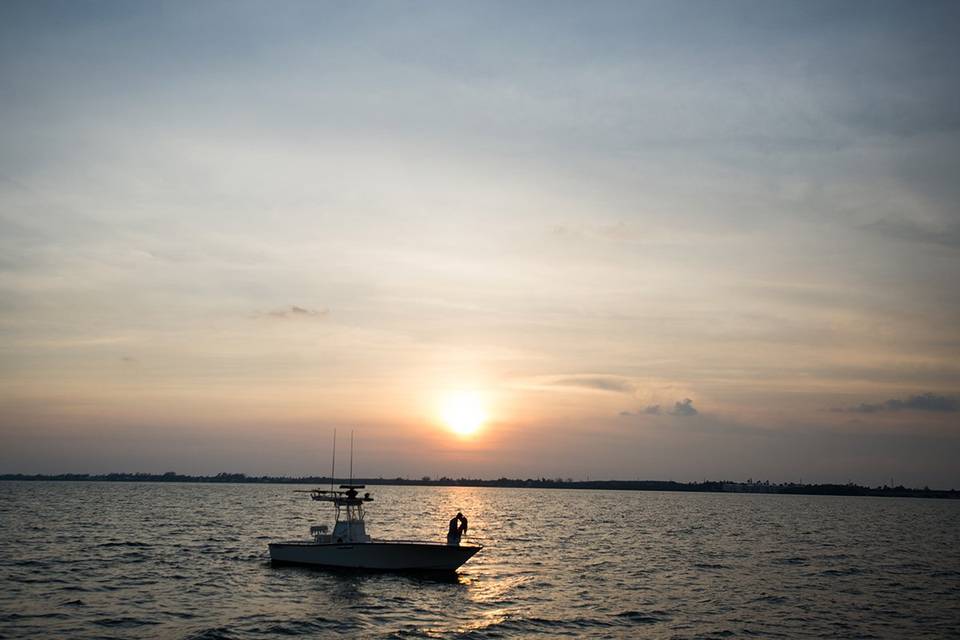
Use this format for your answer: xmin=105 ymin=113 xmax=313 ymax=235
xmin=0 ymin=483 xmax=958 ymax=639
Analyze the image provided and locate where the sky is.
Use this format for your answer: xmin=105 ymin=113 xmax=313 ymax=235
xmin=1 ymin=1 xmax=958 ymax=487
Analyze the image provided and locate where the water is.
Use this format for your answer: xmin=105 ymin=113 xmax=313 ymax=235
xmin=1 ymin=482 xmax=958 ymax=639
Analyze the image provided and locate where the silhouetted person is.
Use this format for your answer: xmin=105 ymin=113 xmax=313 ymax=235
xmin=447 ymin=514 xmax=461 ymax=545
xmin=458 ymin=512 xmax=468 ymax=536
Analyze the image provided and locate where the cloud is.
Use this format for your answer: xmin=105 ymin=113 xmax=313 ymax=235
xmin=670 ymin=398 xmax=698 ymax=417
xmin=862 ymin=219 xmax=960 ymax=249
xmin=620 ymin=402 xmax=691 ymax=418
xmin=260 ymin=306 xmax=328 ymax=319
xmin=832 ymin=392 xmax=959 ymax=414
xmin=552 ymin=376 xmax=635 ymax=394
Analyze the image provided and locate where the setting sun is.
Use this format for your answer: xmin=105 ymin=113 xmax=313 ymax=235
xmin=440 ymin=391 xmax=487 ymax=437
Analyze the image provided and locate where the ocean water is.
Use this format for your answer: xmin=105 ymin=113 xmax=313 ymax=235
xmin=1 ymin=482 xmax=958 ymax=639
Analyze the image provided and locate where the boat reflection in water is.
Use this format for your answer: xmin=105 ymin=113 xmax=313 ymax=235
xmin=268 ymin=485 xmax=482 ymax=572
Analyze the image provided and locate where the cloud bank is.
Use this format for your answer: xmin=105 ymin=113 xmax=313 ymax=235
xmin=832 ymin=393 xmax=958 ymax=414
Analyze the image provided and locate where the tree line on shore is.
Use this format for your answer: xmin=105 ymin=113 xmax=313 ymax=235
xmin=1 ymin=472 xmax=956 ymax=499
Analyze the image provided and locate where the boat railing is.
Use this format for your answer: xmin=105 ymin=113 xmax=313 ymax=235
xmin=370 ymin=539 xmax=483 ymax=547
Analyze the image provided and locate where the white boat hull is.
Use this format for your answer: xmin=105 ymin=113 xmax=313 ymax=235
xmin=269 ymin=541 xmax=481 ymax=572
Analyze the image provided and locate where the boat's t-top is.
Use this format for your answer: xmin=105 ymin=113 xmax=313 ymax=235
xmin=301 ymin=484 xmax=374 ymax=544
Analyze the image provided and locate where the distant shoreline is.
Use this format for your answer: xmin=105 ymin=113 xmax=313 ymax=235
xmin=1 ymin=473 xmax=957 ymax=499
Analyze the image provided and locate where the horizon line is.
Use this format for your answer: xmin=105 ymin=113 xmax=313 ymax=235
xmin=2 ymin=472 xmax=957 ymax=496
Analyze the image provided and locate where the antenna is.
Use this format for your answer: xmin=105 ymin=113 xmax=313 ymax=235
xmin=330 ymin=428 xmax=337 ymax=492
xmin=349 ymin=429 xmax=354 ymax=484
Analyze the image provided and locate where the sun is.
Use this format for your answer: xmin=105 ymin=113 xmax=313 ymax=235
xmin=440 ymin=391 xmax=487 ymax=437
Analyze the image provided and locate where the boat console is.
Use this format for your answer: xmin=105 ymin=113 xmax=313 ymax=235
xmin=308 ymin=484 xmax=373 ymax=543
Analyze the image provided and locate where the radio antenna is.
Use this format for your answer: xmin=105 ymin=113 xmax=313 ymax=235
xmin=330 ymin=428 xmax=336 ymax=492
xmin=349 ymin=429 xmax=354 ymax=484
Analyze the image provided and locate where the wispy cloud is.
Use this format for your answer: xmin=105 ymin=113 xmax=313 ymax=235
xmin=863 ymin=220 xmax=960 ymax=249
xmin=831 ymin=392 xmax=958 ymax=414
xmin=551 ymin=376 xmax=635 ymax=394
xmin=257 ymin=306 xmax=329 ymax=319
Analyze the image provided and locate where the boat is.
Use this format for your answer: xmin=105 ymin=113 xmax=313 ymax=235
xmin=268 ymin=484 xmax=482 ymax=572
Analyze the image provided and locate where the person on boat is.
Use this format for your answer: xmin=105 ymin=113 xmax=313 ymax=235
xmin=457 ymin=512 xmax=468 ymax=536
xmin=447 ymin=514 xmax=462 ymax=545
